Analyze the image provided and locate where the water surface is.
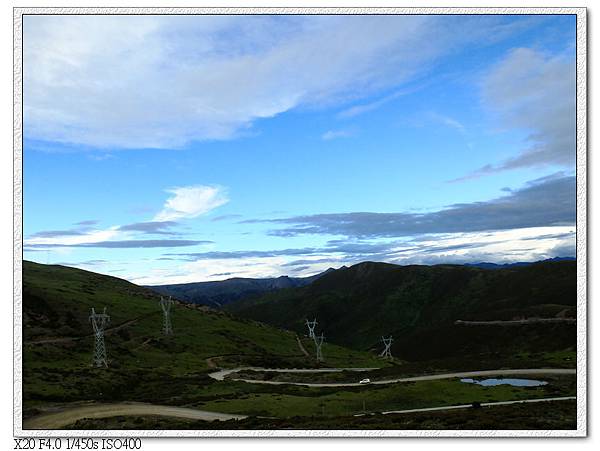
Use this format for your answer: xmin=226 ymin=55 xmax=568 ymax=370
xmin=460 ymin=378 xmax=548 ymax=387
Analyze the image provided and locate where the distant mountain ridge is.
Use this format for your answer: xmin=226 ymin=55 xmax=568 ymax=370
xmin=466 ymin=256 xmax=575 ymax=270
xmin=149 ymin=258 xmax=574 ymax=308
xmin=148 ymin=268 xmax=335 ymax=307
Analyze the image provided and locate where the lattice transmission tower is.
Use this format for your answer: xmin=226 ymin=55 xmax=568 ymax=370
xmin=89 ymin=307 xmax=110 ymax=367
xmin=305 ymin=318 xmax=317 ymax=339
xmin=314 ymin=333 xmax=325 ymax=362
xmin=380 ymin=335 xmax=393 ymax=359
xmin=160 ymin=296 xmax=174 ymax=335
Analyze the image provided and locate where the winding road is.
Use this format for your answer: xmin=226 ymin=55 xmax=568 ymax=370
xmin=208 ymin=367 xmax=576 ymax=387
xmin=24 ymin=367 xmax=576 ymax=429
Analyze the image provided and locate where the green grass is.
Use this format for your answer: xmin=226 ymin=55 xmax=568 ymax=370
xmin=513 ymin=350 xmax=576 ymax=366
xmin=193 ymin=375 xmax=575 ymax=418
xmin=66 ymin=399 xmax=577 ymax=430
xmin=22 ymin=261 xmax=385 ymax=410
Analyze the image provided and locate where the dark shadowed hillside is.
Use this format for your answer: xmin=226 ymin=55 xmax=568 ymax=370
xmin=228 ymin=261 xmax=576 ymax=361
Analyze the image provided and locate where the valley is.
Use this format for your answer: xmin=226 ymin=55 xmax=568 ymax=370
xmin=21 ymin=259 xmax=577 ymax=430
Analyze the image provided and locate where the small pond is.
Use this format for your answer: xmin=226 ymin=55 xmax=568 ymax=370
xmin=460 ymin=378 xmax=548 ymax=387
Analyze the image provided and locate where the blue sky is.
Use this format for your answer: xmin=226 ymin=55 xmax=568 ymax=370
xmin=23 ymin=14 xmax=577 ymax=284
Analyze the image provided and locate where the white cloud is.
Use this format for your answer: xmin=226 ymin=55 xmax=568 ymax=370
xmin=391 ymin=226 xmax=575 ymax=265
xmin=23 ymin=15 xmax=538 ymax=149
xmin=132 ymin=256 xmax=291 ymax=285
xmin=127 ymin=225 xmax=574 ymax=285
xmin=457 ymin=47 xmax=575 ymax=180
xmin=429 ymin=112 xmax=466 ymax=134
xmin=337 ymin=88 xmax=415 ymax=118
xmin=24 ymin=184 xmax=228 ymax=248
xmin=154 ymin=185 xmax=229 ymax=221
xmin=322 ymin=129 xmax=353 ymax=141
xmin=25 ymin=227 xmax=120 ymax=247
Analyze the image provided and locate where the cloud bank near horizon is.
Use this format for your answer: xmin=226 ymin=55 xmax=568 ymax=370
xmin=246 ymin=173 xmax=575 ymax=239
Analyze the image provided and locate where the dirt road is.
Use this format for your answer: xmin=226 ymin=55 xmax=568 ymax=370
xmin=208 ymin=366 xmax=376 ymax=381
xmin=24 ymin=394 xmax=577 ymax=429
xmin=296 ymin=335 xmax=310 ymax=357
xmin=455 ymin=318 xmax=576 ymax=326
xmin=355 ymin=396 xmax=576 ymax=416
xmin=23 ymin=402 xmax=247 ymax=430
xmin=209 ymin=367 xmax=576 ymax=387
xmin=25 ymin=368 xmax=576 ymax=429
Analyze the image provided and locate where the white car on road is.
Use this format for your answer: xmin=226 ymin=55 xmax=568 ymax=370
xmin=359 ymin=378 xmax=371 ymax=384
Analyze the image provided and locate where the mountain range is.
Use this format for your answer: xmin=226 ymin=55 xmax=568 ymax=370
xmin=227 ymin=259 xmax=576 ymax=361
xmin=150 ymin=257 xmax=575 ymax=308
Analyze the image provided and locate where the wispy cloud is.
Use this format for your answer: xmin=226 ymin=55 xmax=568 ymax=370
xmin=428 ymin=112 xmax=466 ymax=134
xmin=211 ymin=214 xmax=243 ymax=222
xmin=118 ymin=221 xmax=180 ymax=235
xmin=321 ymin=129 xmax=353 ymax=141
xmin=55 ymin=259 xmax=107 ymax=267
xmin=26 ymin=228 xmax=120 ymax=247
xmin=337 ymin=88 xmax=415 ymax=118
xmin=29 ymin=229 xmax=86 ymax=239
xmin=154 ymin=185 xmax=229 ymax=221
xmin=73 ymin=219 xmax=100 ymax=226
xmin=281 ymin=258 xmax=341 ymax=267
xmin=25 ymin=239 xmax=210 ymax=249
xmin=164 ymin=247 xmax=317 ymax=261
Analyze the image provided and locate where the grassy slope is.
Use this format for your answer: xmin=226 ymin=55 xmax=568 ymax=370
xmin=22 ymin=261 xmax=382 ymax=409
xmin=228 ymin=261 xmax=576 ymax=361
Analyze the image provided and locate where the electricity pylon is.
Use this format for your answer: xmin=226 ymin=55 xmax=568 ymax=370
xmin=159 ymin=296 xmax=174 ymax=335
xmin=89 ymin=307 xmax=110 ymax=367
xmin=380 ymin=335 xmax=393 ymax=359
xmin=314 ymin=333 xmax=325 ymax=362
xmin=305 ymin=318 xmax=317 ymax=339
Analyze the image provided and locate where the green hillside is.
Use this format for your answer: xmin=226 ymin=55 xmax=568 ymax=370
xmin=228 ymin=261 xmax=577 ymax=361
xmin=21 ymin=261 xmax=577 ymax=429
xmin=22 ymin=261 xmax=382 ymax=410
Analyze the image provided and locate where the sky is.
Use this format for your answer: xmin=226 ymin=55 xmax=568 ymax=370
xmin=22 ymin=14 xmax=577 ymax=285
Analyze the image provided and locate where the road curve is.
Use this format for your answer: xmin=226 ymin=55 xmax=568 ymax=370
xmin=209 ymin=367 xmax=576 ymax=387
xmin=355 ymin=396 xmax=577 ymax=416
xmin=23 ymin=402 xmax=247 ymax=430
xmin=209 ymin=366 xmax=377 ymax=381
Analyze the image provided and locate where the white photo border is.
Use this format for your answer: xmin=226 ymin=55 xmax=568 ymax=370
xmin=13 ymin=6 xmax=588 ymax=438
